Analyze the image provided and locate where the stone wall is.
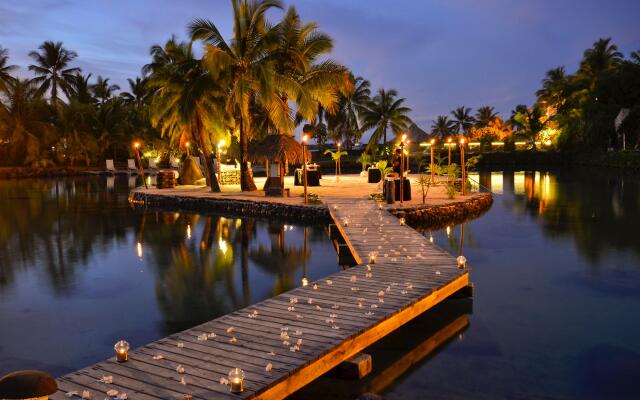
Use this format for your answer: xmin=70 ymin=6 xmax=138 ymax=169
xmin=391 ymin=193 xmax=493 ymax=231
xmin=129 ymin=191 xmax=331 ymax=224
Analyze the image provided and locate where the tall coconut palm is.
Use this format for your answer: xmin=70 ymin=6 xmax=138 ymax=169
xmin=67 ymin=73 xmax=94 ymax=104
xmin=92 ymin=76 xmax=120 ymax=104
xmin=475 ymin=106 xmax=498 ymax=127
xmin=189 ymin=0 xmax=288 ymax=191
xmin=430 ymin=115 xmax=455 ymax=139
xmin=360 ymin=88 xmax=412 ymax=151
xmin=0 ymin=79 xmax=55 ymax=164
xmin=120 ymin=76 xmax=150 ymax=106
xmin=0 ymin=46 xmax=17 ymax=93
xmin=148 ymin=39 xmax=224 ymax=192
xmin=28 ymin=41 xmax=81 ymax=104
xmin=580 ymin=38 xmax=623 ymax=79
xmin=450 ymin=106 xmax=475 ymax=135
xmin=325 ymin=75 xmax=370 ymax=146
xmin=536 ymin=66 xmax=566 ymax=107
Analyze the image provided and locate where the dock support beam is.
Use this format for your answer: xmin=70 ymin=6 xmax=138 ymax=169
xmin=326 ymin=353 xmax=372 ymax=380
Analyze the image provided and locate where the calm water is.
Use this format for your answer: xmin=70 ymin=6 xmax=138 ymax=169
xmin=1 ymin=170 xmax=640 ymax=400
xmin=0 ymin=176 xmax=338 ymax=376
xmin=297 ymin=169 xmax=640 ymax=400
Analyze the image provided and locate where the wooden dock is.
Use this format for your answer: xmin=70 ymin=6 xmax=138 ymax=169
xmin=51 ymin=200 xmax=469 ymax=400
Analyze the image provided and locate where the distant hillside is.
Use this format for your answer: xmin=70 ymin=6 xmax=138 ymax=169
xmin=408 ymin=122 xmax=430 ymax=143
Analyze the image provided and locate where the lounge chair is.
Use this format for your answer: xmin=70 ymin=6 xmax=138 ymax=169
xmin=105 ymin=159 xmax=116 ymax=174
xmin=106 ymin=176 xmax=115 ymax=191
xmin=127 ymin=159 xmax=138 ymax=174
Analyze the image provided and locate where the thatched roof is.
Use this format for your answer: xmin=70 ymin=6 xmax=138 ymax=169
xmin=248 ymin=135 xmax=310 ymax=164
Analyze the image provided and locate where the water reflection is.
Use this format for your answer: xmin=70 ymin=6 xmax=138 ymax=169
xmin=0 ymin=176 xmax=338 ymax=376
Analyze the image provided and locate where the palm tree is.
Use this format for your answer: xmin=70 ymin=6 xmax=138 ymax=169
xmin=536 ymin=66 xmax=566 ymax=107
xmin=189 ymin=0 xmax=287 ymax=192
xmin=148 ymin=39 xmax=224 ymax=192
xmin=0 ymin=79 xmax=55 ymax=164
xmin=580 ymin=38 xmax=623 ymax=79
xmin=67 ymin=73 xmax=94 ymax=104
xmin=511 ymin=105 xmax=543 ymax=149
xmin=430 ymin=115 xmax=455 ymax=139
xmin=450 ymin=106 xmax=475 ymax=135
xmin=0 ymin=46 xmax=17 ymax=93
xmin=92 ymin=76 xmax=120 ymax=104
xmin=475 ymin=106 xmax=498 ymax=127
xmin=324 ymin=75 xmax=370 ymax=146
xmin=120 ymin=76 xmax=150 ymax=106
xmin=28 ymin=41 xmax=81 ymax=104
xmin=360 ymin=88 xmax=412 ymax=152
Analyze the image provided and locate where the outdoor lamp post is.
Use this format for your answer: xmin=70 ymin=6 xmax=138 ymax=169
xmin=400 ymin=134 xmax=407 ymax=204
xmin=460 ymin=137 xmax=466 ymax=195
xmin=406 ymin=139 xmax=411 ymax=172
xmin=336 ymin=142 xmax=342 ymax=177
xmin=133 ymin=142 xmax=148 ymax=189
xmin=447 ymin=137 xmax=452 ymax=166
xmin=301 ymin=134 xmax=309 ymax=204
xmin=114 ymin=340 xmax=130 ymax=362
xmin=430 ymin=138 xmax=436 ymax=183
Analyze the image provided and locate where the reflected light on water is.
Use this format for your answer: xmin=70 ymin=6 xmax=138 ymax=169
xmin=219 ymin=238 xmax=229 ymax=255
xmin=187 ymin=224 xmax=191 ymax=239
xmin=136 ymin=241 xmax=143 ymax=259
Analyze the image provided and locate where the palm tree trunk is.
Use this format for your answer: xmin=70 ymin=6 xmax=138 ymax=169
xmin=193 ymin=116 xmax=221 ymax=192
xmin=239 ymin=116 xmax=257 ymax=191
xmin=51 ymin=77 xmax=57 ymax=105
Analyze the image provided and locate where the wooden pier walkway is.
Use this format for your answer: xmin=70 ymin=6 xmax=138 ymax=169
xmin=51 ymin=200 xmax=469 ymax=400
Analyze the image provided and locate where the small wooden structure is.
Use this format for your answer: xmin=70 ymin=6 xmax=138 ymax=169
xmin=248 ymin=135 xmax=310 ymax=197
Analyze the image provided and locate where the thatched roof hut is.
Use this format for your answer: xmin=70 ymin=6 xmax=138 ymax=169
xmin=248 ymin=135 xmax=310 ymax=164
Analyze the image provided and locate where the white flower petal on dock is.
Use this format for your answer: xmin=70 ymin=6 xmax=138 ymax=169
xmin=179 ymin=377 xmax=187 ymax=386
xmin=379 ymin=298 xmax=384 ymax=304
xmin=325 ymin=280 xmax=333 ymax=285
xmin=152 ymin=354 xmax=164 ymax=360
xmin=401 ymin=290 xmax=408 ymax=295
xmin=226 ymin=326 xmax=235 ymax=334
xmin=331 ymin=304 xmax=339 ymax=309
xmin=196 ymin=333 xmax=208 ymax=341
xmin=366 ymin=265 xmax=371 ymax=271
xmin=176 ymin=365 xmax=186 ymax=374
xmin=350 ymin=275 xmax=357 ymax=282
xmin=357 ymin=302 xmax=363 ymax=308
xmin=81 ymin=390 xmax=91 ymax=399
xmin=207 ymin=332 xmax=216 ymax=338
xmin=331 ymin=325 xmax=340 ymax=330
xmin=290 ymin=297 xmax=298 ymax=304
xmin=267 ymin=351 xmax=276 ymax=356
xmin=229 ymin=336 xmax=237 ymax=343
xmin=313 ymin=284 xmax=318 ymax=290
xmin=283 ymin=340 xmax=290 ymax=345
xmin=329 ymin=313 xmax=337 ymax=318
xmin=307 ymin=298 xmax=313 ymax=304
xmin=287 ymin=306 xmax=295 ymax=311
xmin=294 ymin=330 xmax=302 ymax=336
xmin=98 ymin=376 xmax=113 ymax=384
xmin=365 ymin=311 xmax=374 ymax=316
xmin=296 ymin=314 xmax=304 ymax=319
xmin=65 ymin=391 xmax=78 ymax=397
xmin=117 ymin=394 xmax=127 ymax=400
xmin=351 ymin=287 xmax=359 ymax=291
xmin=325 ymin=318 xmax=334 ymax=324
xmin=315 ymin=305 xmax=322 ymax=311
xmin=435 ymin=271 xmax=441 ymax=275
xmin=386 ymin=285 xmax=391 ymax=292
xmin=266 ymin=363 xmax=273 ymax=372
xmin=177 ymin=342 xmax=184 ymax=348
xmin=391 ymin=282 xmax=399 ymax=286
xmin=371 ymin=304 xmax=378 ymax=309
xmin=106 ymin=390 xmax=118 ymax=397
xmin=297 ymin=338 xmax=303 ymax=345
xmin=219 ymin=377 xmax=229 ymax=385
xmin=378 ymin=290 xmax=385 ymax=297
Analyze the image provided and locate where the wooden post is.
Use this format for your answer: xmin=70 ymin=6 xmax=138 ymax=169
xmin=460 ymin=138 xmax=466 ymax=195
xmin=301 ymin=136 xmax=308 ymax=204
xmin=133 ymin=142 xmax=148 ymax=189
xmin=447 ymin=138 xmax=452 ymax=166
xmin=430 ymin=138 xmax=435 ymax=184
xmin=399 ymin=139 xmax=405 ymax=204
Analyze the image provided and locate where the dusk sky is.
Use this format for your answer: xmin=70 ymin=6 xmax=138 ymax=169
xmin=2 ymin=0 xmax=639 ymax=130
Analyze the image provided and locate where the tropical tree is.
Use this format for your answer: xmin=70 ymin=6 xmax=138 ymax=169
xmin=148 ymin=38 xmax=224 ymax=192
xmin=536 ymin=66 xmax=566 ymax=109
xmin=579 ymin=37 xmax=623 ymax=81
xmin=511 ymin=105 xmax=543 ymax=149
xmin=67 ymin=73 xmax=94 ymax=104
xmin=189 ymin=0 xmax=288 ymax=191
xmin=120 ymin=76 xmax=150 ymax=106
xmin=0 ymin=46 xmax=17 ymax=93
xmin=0 ymin=79 xmax=56 ymax=164
xmin=450 ymin=106 xmax=475 ymax=135
xmin=360 ymin=88 xmax=412 ymax=152
xmin=92 ymin=76 xmax=120 ymax=104
xmin=430 ymin=115 xmax=455 ymax=139
xmin=28 ymin=41 xmax=81 ymax=104
xmin=323 ymin=75 xmax=370 ymax=146
xmin=475 ymin=106 xmax=498 ymax=128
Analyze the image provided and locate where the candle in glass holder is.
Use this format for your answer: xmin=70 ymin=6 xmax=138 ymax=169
xmin=333 ymin=205 xmax=339 ymax=211
xmin=399 ymin=217 xmax=406 ymax=226
xmin=457 ymin=255 xmax=467 ymax=269
xmin=228 ymin=368 xmax=245 ymax=393
xmin=368 ymin=251 xmax=377 ymax=264
xmin=342 ymin=217 xmax=349 ymax=227
xmin=114 ymin=340 xmax=130 ymax=362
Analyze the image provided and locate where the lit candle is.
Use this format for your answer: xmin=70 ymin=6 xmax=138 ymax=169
xmin=342 ymin=217 xmax=349 ymax=227
xmin=399 ymin=217 xmax=406 ymax=226
xmin=333 ymin=205 xmax=339 ymax=211
xmin=114 ymin=340 xmax=130 ymax=362
xmin=456 ymin=255 xmax=467 ymax=269
xmin=368 ymin=251 xmax=377 ymax=264
xmin=228 ymin=368 xmax=245 ymax=393
xmin=301 ymin=277 xmax=309 ymax=287
xmin=377 ymin=202 xmax=383 ymax=210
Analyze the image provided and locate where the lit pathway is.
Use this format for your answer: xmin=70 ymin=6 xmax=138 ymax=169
xmin=51 ymin=200 xmax=469 ymax=400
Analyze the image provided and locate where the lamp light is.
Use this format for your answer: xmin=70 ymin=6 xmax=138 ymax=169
xmin=456 ymin=255 xmax=467 ymax=269
xmin=114 ymin=340 xmax=130 ymax=362
xmin=228 ymin=368 xmax=245 ymax=393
